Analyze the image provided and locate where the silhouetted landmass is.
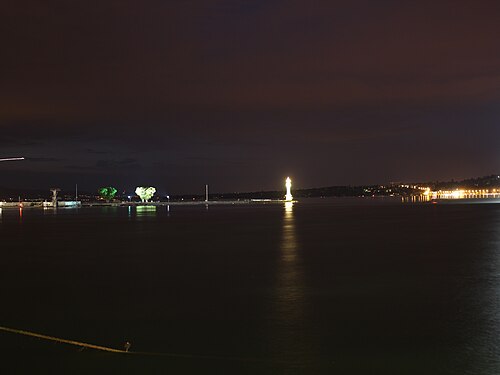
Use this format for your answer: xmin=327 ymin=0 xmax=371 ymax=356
xmin=1 ymin=174 xmax=499 ymax=201
xmin=175 ymin=184 xmax=412 ymax=201
xmin=430 ymin=174 xmax=500 ymax=190
xmin=211 ymin=185 xmax=380 ymax=200
xmin=177 ymin=174 xmax=500 ymax=200
xmin=0 ymin=187 xmax=50 ymax=200
xmin=0 ymin=187 xmax=91 ymax=201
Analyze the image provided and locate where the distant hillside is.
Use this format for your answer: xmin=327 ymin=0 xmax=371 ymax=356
xmin=0 ymin=187 xmax=50 ymax=200
xmin=210 ymin=185 xmax=390 ymax=200
xmin=175 ymin=174 xmax=500 ymax=200
xmin=431 ymin=174 xmax=500 ymax=190
xmin=0 ymin=187 xmax=89 ymax=200
xmin=175 ymin=185 xmax=413 ymax=200
xmin=2 ymin=174 xmax=499 ymax=201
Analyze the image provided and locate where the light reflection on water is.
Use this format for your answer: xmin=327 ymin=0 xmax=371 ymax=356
xmin=478 ymin=212 xmax=500 ymax=372
xmin=269 ymin=201 xmax=309 ymax=363
xmin=2 ymin=199 xmax=500 ymax=373
xmin=135 ymin=205 xmax=157 ymax=219
xmin=445 ymin=207 xmax=500 ymax=374
xmin=125 ymin=205 xmax=158 ymax=220
xmin=282 ymin=202 xmax=297 ymax=263
xmin=493 ymin=218 xmax=500 ymax=365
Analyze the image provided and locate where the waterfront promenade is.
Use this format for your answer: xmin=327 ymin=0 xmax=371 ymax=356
xmin=0 ymin=199 xmax=288 ymax=209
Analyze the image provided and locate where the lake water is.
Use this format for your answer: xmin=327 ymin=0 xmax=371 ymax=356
xmin=1 ymin=198 xmax=500 ymax=374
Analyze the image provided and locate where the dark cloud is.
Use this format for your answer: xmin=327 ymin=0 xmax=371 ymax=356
xmin=26 ymin=157 xmax=61 ymax=162
xmin=1 ymin=0 xmax=499 ymax=192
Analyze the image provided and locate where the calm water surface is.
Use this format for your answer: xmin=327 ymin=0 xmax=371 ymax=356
xmin=1 ymin=198 xmax=499 ymax=374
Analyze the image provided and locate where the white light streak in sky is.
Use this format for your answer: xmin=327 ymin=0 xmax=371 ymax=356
xmin=0 ymin=157 xmax=25 ymax=162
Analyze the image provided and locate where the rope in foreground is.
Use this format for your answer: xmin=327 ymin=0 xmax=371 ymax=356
xmin=0 ymin=326 xmax=125 ymax=353
xmin=0 ymin=325 xmax=293 ymax=364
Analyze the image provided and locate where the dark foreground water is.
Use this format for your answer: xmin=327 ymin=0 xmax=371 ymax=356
xmin=1 ymin=198 xmax=499 ymax=374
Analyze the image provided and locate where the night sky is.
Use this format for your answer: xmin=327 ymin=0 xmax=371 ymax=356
xmin=1 ymin=1 xmax=499 ymax=194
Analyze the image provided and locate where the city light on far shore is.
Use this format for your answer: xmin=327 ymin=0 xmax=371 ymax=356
xmin=427 ymin=189 xmax=500 ymax=199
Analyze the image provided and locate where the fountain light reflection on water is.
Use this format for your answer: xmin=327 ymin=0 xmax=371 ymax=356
xmin=280 ymin=201 xmax=301 ymax=295
xmin=268 ymin=201 xmax=310 ymax=364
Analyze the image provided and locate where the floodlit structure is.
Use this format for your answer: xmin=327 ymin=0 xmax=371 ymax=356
xmin=135 ymin=186 xmax=156 ymax=202
xmin=285 ymin=177 xmax=293 ymax=201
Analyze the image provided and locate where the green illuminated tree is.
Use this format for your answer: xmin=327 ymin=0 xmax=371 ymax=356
xmin=98 ymin=187 xmax=117 ymax=202
xmin=135 ymin=186 xmax=156 ymax=202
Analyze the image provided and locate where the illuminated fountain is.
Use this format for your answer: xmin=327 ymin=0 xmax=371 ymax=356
xmin=285 ymin=177 xmax=293 ymax=201
xmin=135 ymin=186 xmax=156 ymax=202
